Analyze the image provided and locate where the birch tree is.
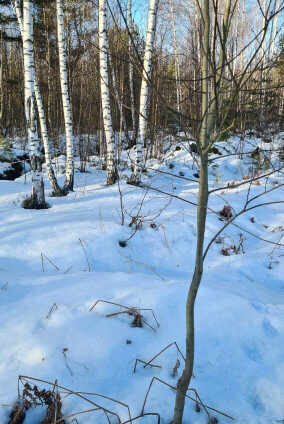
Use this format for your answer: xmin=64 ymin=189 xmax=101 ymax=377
xmin=170 ymin=0 xmax=182 ymax=122
xmin=98 ymin=0 xmax=117 ymax=185
xmin=270 ymin=0 xmax=281 ymax=58
xmin=56 ymin=0 xmax=74 ymax=192
xmin=0 ymin=21 xmax=3 ymax=135
xmin=109 ymin=49 xmax=128 ymax=161
xmin=11 ymin=0 xmax=63 ymax=196
xmin=127 ymin=0 xmax=137 ymax=145
xmin=129 ymin=0 xmax=159 ymax=185
xmin=22 ymin=0 xmax=46 ymax=208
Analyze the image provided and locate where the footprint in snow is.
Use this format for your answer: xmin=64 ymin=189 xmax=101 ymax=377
xmin=251 ymin=301 xmax=266 ymax=313
xmin=252 ymin=396 xmax=265 ymax=414
xmin=262 ymin=318 xmax=278 ymax=338
xmin=243 ymin=342 xmax=263 ymax=363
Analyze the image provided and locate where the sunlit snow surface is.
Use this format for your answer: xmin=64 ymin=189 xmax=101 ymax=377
xmin=0 ymin=135 xmax=283 ymax=423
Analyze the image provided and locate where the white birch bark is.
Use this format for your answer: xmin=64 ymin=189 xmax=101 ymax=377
xmin=0 ymin=23 xmax=3 ymax=133
xmin=270 ymin=0 xmax=280 ymax=59
xmin=130 ymin=0 xmax=159 ymax=184
xmin=98 ymin=0 xmax=117 ymax=185
xmin=12 ymin=0 xmax=62 ymax=196
xmin=262 ymin=0 xmax=267 ymax=56
xmin=127 ymin=0 xmax=137 ymax=144
xmin=56 ymin=0 xmax=74 ymax=191
xmin=170 ymin=0 xmax=182 ymax=120
xmin=22 ymin=0 xmax=46 ymax=208
xmin=109 ymin=51 xmax=127 ymax=162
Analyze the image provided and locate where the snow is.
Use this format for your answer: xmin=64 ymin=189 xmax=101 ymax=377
xmin=0 ymin=136 xmax=283 ymax=423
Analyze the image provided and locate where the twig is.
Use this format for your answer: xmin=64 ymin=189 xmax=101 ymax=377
xmin=46 ymin=303 xmax=58 ymax=319
xmin=78 ymin=238 xmax=91 ymax=272
xmin=64 ymin=266 xmax=73 ymax=274
xmin=134 ymin=342 xmax=193 ymax=375
xmin=121 ymin=412 xmax=160 ymax=424
xmin=133 ymin=359 xmax=162 ymax=372
xmin=209 ymin=166 xmax=284 ymax=194
xmin=158 ymin=224 xmax=172 ymax=254
xmin=1 ymin=281 xmax=8 ymax=290
xmin=122 ymin=254 xmax=165 ymax=281
xmin=231 ymin=223 xmax=284 ymax=247
xmin=41 ymin=253 xmax=60 ymax=272
xmin=141 ymin=377 xmax=234 ymax=421
xmin=99 ymin=205 xmax=107 ymax=234
xmin=106 ymin=309 xmax=157 ymax=332
xmin=270 ymin=234 xmax=283 ymax=256
xmin=144 ymin=342 xmax=185 ymax=369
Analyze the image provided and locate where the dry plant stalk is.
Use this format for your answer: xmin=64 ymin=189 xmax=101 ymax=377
xmin=41 ymin=253 xmax=60 ymax=272
xmin=46 ymin=303 xmax=58 ymax=319
xmin=217 ymin=233 xmax=246 ymax=256
xmin=78 ymin=238 xmax=91 ymax=272
xmin=9 ymin=381 xmax=66 ymax=424
xmin=1 ymin=281 xmax=8 ymax=290
xmin=90 ymin=300 xmax=159 ymax=332
xmin=8 ymin=404 xmax=25 ymax=424
xmin=134 ymin=342 xmax=185 ymax=373
xmin=121 ymin=412 xmax=161 ymax=424
xmin=141 ymin=377 xmax=234 ymax=422
xmin=172 ymin=359 xmax=181 ymax=378
xmin=17 ymin=375 xmax=131 ymax=424
xmin=218 ymin=205 xmax=233 ymax=221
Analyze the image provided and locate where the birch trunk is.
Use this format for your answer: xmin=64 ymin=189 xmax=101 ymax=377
xmin=34 ymin=76 xmax=63 ymax=195
xmin=0 ymin=23 xmax=3 ymax=134
xmin=109 ymin=45 xmax=129 ymax=159
xmin=127 ymin=0 xmax=137 ymax=146
xmin=98 ymin=0 xmax=117 ymax=185
xmin=129 ymin=0 xmax=159 ymax=185
xmin=22 ymin=0 xmax=46 ymax=208
xmin=269 ymin=0 xmax=280 ymax=60
xmin=12 ymin=0 xmax=62 ymax=196
xmin=56 ymin=0 xmax=74 ymax=192
xmin=170 ymin=0 xmax=182 ymax=123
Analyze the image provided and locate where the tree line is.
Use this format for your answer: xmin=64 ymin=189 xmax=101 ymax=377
xmin=0 ymin=2 xmax=283 ymax=421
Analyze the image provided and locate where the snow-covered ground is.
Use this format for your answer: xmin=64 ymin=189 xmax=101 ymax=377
xmin=0 ymin=136 xmax=283 ymax=423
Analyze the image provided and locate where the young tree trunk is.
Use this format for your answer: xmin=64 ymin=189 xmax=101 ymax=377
xmin=172 ymin=0 xmax=231 ymax=420
xmin=56 ymin=0 xmax=74 ymax=192
xmin=172 ymin=1 xmax=210 ymax=420
xmin=22 ymin=0 xmax=46 ymax=208
xmin=172 ymin=161 xmax=208 ymax=423
xmin=98 ymin=0 xmax=117 ymax=185
xmin=129 ymin=0 xmax=159 ymax=185
xmin=12 ymin=0 xmax=63 ymax=196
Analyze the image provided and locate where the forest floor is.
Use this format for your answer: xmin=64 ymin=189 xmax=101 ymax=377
xmin=0 ymin=135 xmax=283 ymax=424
